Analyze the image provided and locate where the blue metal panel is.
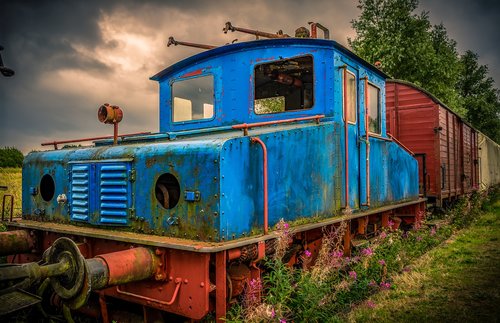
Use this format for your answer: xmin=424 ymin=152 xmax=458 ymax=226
xmin=219 ymin=122 xmax=342 ymax=239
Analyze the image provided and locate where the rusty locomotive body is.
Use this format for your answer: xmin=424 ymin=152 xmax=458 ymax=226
xmin=0 ymin=26 xmax=429 ymax=321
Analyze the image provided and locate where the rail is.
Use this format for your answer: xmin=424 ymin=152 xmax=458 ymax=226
xmin=41 ymin=132 xmax=151 ymax=149
xmin=232 ymin=115 xmax=324 ymax=136
xmin=387 ymin=133 xmax=415 ymax=156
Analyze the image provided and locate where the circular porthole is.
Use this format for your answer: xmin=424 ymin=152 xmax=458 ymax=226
xmin=40 ymin=174 xmax=55 ymax=202
xmin=155 ymin=173 xmax=180 ymax=209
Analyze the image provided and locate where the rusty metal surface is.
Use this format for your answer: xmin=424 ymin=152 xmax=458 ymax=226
xmin=167 ymin=36 xmax=216 ymax=50
xmin=0 ymin=230 xmax=34 ymax=256
xmin=97 ymin=247 xmax=159 ymax=286
xmin=223 ymin=21 xmax=289 ymax=39
xmin=103 ymin=250 xmax=210 ymax=319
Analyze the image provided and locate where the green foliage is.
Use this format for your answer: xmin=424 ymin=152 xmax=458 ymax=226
xmin=0 ymin=147 xmax=23 ymax=167
xmin=349 ymin=0 xmax=462 ymax=113
xmin=227 ymin=188 xmax=498 ymax=322
xmin=457 ymin=51 xmax=500 ymax=142
xmin=350 ymin=0 xmax=500 ymax=142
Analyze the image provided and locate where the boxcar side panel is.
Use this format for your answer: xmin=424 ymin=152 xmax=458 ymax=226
xmin=479 ymin=133 xmax=500 ymax=188
xmin=386 ymin=82 xmax=439 ymax=198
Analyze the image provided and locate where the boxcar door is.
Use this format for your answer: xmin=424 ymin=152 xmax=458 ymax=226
xmin=343 ymin=67 xmax=360 ymax=210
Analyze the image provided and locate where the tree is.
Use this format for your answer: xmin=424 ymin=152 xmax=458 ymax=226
xmin=349 ymin=0 xmax=463 ymax=114
xmin=457 ymin=51 xmax=500 ymax=142
xmin=0 ymin=147 xmax=24 ymax=168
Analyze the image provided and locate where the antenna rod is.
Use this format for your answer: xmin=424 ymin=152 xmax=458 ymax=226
xmin=223 ymin=21 xmax=289 ymax=39
xmin=167 ymin=37 xmax=216 ymax=50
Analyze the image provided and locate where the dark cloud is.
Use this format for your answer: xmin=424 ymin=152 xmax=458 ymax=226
xmin=0 ymin=0 xmax=499 ymax=153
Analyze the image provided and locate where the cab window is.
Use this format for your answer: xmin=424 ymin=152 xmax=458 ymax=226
xmin=368 ymin=83 xmax=381 ymax=134
xmin=254 ymin=56 xmax=314 ymax=114
xmin=172 ymin=75 xmax=214 ymax=122
xmin=343 ymin=71 xmax=357 ymax=123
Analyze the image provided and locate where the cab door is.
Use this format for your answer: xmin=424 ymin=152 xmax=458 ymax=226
xmin=342 ymin=67 xmax=360 ymax=210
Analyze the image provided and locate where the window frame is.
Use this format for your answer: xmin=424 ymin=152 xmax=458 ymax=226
xmin=342 ymin=69 xmax=357 ymax=124
xmin=253 ymin=54 xmax=315 ymax=115
xmin=367 ymin=81 xmax=382 ymax=135
xmin=170 ymin=73 xmax=216 ymax=124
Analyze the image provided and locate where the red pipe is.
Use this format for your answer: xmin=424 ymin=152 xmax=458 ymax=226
xmin=0 ymin=230 xmax=35 ymax=256
xmin=41 ymin=132 xmax=151 ymax=149
xmin=343 ymin=67 xmax=349 ymax=209
xmin=232 ymin=115 xmax=324 ymax=133
xmin=251 ymin=137 xmax=268 ymax=235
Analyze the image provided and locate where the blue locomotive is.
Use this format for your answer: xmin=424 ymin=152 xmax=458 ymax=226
xmin=1 ymin=25 xmax=425 ymax=321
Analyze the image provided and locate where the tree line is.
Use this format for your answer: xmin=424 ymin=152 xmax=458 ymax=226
xmin=349 ymin=0 xmax=500 ymax=143
xmin=0 ymin=147 xmax=23 ymax=167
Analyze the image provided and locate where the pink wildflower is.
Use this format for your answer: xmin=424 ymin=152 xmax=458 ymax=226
xmin=304 ymin=250 xmax=312 ymax=257
xmin=361 ymin=247 xmax=374 ymax=257
xmin=366 ymin=300 xmax=376 ymax=308
xmin=380 ymin=281 xmax=391 ymax=290
xmin=388 ymin=219 xmax=395 ymax=227
xmin=280 ymin=319 xmax=286 ymax=323
xmin=283 ymin=223 xmax=289 ymax=230
xmin=352 ymin=256 xmax=361 ymax=263
xmin=379 ymin=231 xmax=387 ymax=239
xmin=368 ymin=280 xmax=377 ymax=287
xmin=430 ymin=227 xmax=436 ymax=236
xmin=332 ymin=250 xmax=344 ymax=258
xmin=416 ymin=236 xmax=422 ymax=242
xmin=378 ymin=259 xmax=386 ymax=266
xmin=349 ymin=271 xmax=357 ymax=280
xmin=271 ymin=308 xmax=276 ymax=318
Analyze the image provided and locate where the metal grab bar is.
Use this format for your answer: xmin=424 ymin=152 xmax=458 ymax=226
xmin=116 ymin=277 xmax=182 ymax=306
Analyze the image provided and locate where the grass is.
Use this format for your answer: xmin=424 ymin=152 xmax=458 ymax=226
xmin=347 ymin=199 xmax=500 ymax=322
xmin=0 ymin=167 xmax=22 ymax=218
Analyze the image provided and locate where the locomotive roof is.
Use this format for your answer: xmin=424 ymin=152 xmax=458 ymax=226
xmin=150 ymin=37 xmax=388 ymax=81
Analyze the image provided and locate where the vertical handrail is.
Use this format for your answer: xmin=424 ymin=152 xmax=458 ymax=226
xmin=251 ymin=137 xmax=268 ymax=234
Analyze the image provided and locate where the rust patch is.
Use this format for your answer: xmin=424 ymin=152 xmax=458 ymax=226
xmin=145 ymin=158 xmax=157 ymax=168
xmin=180 ymin=69 xmax=204 ymax=78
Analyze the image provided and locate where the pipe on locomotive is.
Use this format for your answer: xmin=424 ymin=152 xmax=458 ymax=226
xmin=0 ymin=230 xmax=36 ymax=256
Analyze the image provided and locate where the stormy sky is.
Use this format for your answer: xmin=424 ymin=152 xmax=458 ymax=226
xmin=1 ymin=0 xmax=499 ymax=154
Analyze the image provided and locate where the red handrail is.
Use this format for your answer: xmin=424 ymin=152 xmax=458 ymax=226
xmin=232 ymin=115 xmax=324 ymax=135
xmin=41 ymin=132 xmax=151 ymax=149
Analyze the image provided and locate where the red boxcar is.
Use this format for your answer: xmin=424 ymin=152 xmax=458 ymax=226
xmin=386 ymin=80 xmax=479 ymax=207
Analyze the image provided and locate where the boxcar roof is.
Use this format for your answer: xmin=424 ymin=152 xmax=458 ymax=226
xmin=150 ymin=38 xmax=388 ymax=81
xmin=387 ymin=79 xmax=476 ymax=130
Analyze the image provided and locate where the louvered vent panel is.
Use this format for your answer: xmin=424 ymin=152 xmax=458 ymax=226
xmin=70 ymin=165 xmax=90 ymax=221
xmin=99 ymin=164 xmax=129 ymax=225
